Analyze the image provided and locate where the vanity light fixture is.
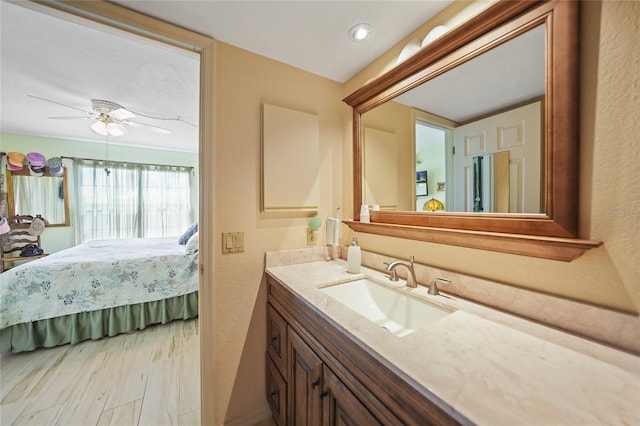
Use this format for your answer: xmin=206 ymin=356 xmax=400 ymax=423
xmin=349 ymin=23 xmax=372 ymax=41
xmin=421 ymin=25 xmax=450 ymax=47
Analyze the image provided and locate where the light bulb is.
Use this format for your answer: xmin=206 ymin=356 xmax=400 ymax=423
xmin=354 ymin=28 xmax=368 ymax=40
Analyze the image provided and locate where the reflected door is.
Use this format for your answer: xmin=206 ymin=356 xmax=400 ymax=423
xmin=453 ymin=101 xmax=542 ymax=213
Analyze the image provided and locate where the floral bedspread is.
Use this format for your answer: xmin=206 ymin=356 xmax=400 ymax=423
xmin=0 ymin=238 xmax=198 ymax=329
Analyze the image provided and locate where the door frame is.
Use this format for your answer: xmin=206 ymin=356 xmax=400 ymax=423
xmin=28 ymin=2 xmax=215 ymax=424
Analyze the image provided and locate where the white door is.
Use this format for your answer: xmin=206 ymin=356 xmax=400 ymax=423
xmin=452 ymin=101 xmax=542 ymax=213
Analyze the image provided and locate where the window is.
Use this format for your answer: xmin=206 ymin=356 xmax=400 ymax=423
xmin=74 ymin=160 xmax=193 ymax=242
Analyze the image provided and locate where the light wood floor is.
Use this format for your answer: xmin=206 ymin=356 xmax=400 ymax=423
xmin=0 ymin=318 xmax=200 ymax=426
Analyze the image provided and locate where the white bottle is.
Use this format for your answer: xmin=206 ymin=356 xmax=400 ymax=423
xmin=360 ymin=205 xmax=370 ymax=223
xmin=347 ymin=237 xmax=361 ymax=274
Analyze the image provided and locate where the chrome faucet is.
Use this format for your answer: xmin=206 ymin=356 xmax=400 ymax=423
xmin=385 ymin=256 xmax=418 ymax=288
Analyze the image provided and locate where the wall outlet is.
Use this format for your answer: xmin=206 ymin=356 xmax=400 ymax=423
xmin=307 ymin=228 xmax=317 ymax=246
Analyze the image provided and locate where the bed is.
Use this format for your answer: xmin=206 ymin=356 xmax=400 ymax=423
xmin=0 ymin=237 xmax=198 ymax=353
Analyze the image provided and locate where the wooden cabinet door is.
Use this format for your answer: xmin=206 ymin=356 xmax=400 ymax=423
xmin=267 ymin=303 xmax=288 ymax=377
xmin=321 ymin=368 xmax=381 ymax=426
xmin=266 ymin=353 xmax=287 ymax=426
xmin=288 ymin=328 xmax=323 ymax=426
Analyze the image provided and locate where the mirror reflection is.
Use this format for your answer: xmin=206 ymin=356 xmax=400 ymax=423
xmin=362 ymin=24 xmax=545 ymax=214
xmin=7 ymin=168 xmax=70 ymax=226
xmin=470 ymin=151 xmax=510 ymax=213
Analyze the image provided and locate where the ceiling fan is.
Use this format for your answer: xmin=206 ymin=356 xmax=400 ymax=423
xmin=29 ymin=95 xmax=194 ymax=137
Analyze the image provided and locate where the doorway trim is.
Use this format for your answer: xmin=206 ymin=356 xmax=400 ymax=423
xmin=32 ymin=1 xmax=215 ymax=424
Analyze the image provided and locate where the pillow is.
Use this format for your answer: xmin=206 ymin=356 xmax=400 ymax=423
xmin=178 ymin=223 xmax=198 ymax=245
xmin=185 ymin=231 xmax=199 ymax=254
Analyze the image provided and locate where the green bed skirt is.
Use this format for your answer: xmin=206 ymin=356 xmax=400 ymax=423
xmin=1 ymin=291 xmax=198 ymax=353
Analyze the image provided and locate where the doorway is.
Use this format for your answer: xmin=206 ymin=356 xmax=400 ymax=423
xmin=414 ymin=120 xmax=452 ymax=211
xmin=0 ymin=1 xmax=214 ymax=424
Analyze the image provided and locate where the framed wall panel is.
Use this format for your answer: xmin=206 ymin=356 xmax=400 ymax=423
xmin=262 ymin=103 xmax=319 ymax=216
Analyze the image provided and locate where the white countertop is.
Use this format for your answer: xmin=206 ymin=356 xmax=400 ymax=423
xmin=266 ymin=259 xmax=640 ymax=425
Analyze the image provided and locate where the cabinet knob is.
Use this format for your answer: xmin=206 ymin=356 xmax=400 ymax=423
xmin=311 ymin=379 xmax=319 ymax=388
xmin=319 ymin=390 xmax=329 ymax=399
xmin=271 ymin=335 xmax=279 ymax=342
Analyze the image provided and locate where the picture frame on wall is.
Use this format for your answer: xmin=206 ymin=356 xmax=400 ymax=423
xmin=416 ymin=171 xmax=428 ymax=196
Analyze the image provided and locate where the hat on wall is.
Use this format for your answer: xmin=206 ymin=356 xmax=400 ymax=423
xmin=0 ymin=217 xmax=10 ymax=235
xmin=46 ymin=157 xmax=64 ymax=177
xmin=7 ymin=152 xmax=25 ymax=171
xmin=26 ymin=152 xmax=46 ymax=167
xmin=29 ymin=165 xmax=46 ymax=177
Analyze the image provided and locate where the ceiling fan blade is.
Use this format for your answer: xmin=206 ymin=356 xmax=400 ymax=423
xmin=110 ymin=108 xmax=136 ymax=120
xmin=126 ymin=120 xmax=171 ymax=134
xmin=150 ymin=127 xmax=171 ymax=135
xmin=47 ymin=116 xmax=93 ymax=119
xmin=29 ymin=95 xmax=92 ymax=114
xmin=126 ymin=107 xmax=197 ymax=128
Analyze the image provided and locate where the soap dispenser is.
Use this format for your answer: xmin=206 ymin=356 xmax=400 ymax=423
xmin=347 ymin=237 xmax=361 ymax=274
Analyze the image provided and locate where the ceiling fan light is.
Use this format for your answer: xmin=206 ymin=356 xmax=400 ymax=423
xmin=107 ymin=123 xmax=124 ymax=137
xmin=91 ymin=120 xmax=108 ymax=136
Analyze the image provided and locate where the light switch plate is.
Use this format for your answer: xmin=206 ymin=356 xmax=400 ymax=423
xmin=222 ymin=232 xmax=244 ymax=253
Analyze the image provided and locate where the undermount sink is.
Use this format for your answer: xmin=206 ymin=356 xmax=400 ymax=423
xmin=319 ymin=277 xmax=452 ymax=337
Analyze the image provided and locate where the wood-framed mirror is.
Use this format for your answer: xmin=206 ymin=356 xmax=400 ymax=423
xmin=6 ymin=167 xmax=70 ymax=227
xmin=343 ymin=0 xmax=600 ymax=261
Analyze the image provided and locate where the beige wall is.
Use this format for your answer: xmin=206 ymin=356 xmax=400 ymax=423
xmin=211 ymin=41 xmax=345 ymax=423
xmin=341 ymin=1 xmax=640 ymax=315
xmin=361 ymin=101 xmax=413 ymax=210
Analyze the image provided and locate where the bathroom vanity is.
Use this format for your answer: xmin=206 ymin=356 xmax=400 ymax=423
xmin=265 ymin=256 xmax=639 ymax=425
xmin=266 ymin=273 xmax=454 ymax=425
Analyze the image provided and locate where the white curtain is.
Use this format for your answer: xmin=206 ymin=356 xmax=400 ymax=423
xmin=140 ymin=165 xmax=193 ymax=237
xmin=73 ymin=160 xmax=193 ymax=243
xmin=13 ymin=175 xmax=65 ymax=224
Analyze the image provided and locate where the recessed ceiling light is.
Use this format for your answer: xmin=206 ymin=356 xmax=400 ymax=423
xmin=349 ymin=23 xmax=372 ymax=42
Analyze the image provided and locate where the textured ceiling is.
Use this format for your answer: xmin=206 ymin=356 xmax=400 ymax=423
xmin=1 ymin=1 xmax=452 ymax=153
xmin=1 ymin=1 xmax=200 ymax=152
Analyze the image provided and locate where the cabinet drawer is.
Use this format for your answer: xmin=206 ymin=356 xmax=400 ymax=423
xmin=267 ymin=303 xmax=288 ymax=376
xmin=266 ymin=353 xmax=287 ymax=426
